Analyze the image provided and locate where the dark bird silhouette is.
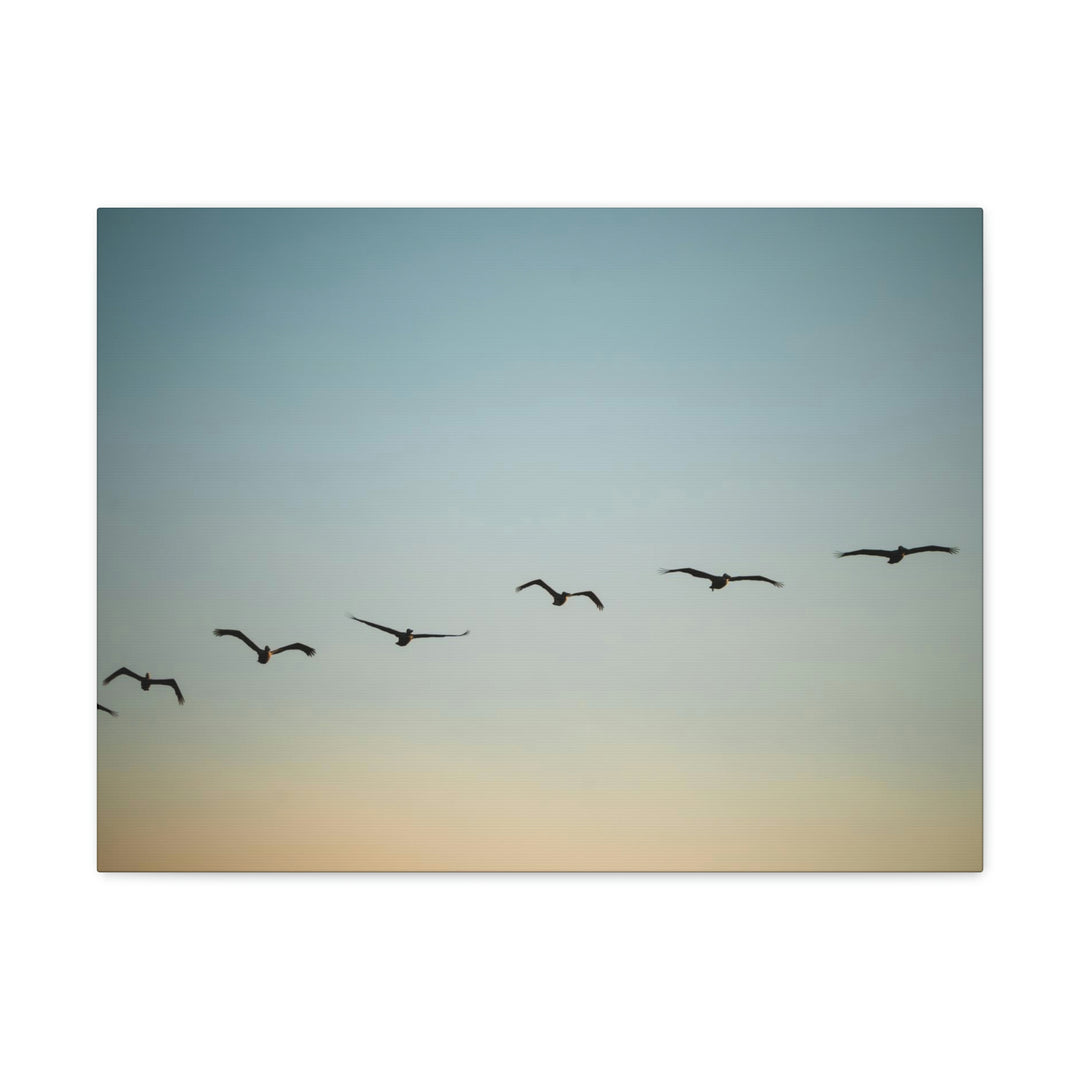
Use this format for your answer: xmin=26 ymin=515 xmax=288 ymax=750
xmin=102 ymin=668 xmax=185 ymax=704
xmin=515 ymin=579 xmax=604 ymax=610
xmin=659 ymin=568 xmax=784 ymax=591
xmin=835 ymin=545 xmax=958 ymax=564
xmin=349 ymin=616 xmax=470 ymax=647
xmin=213 ymin=629 xmax=316 ymax=663
xmin=97 ymin=704 xmax=117 ymax=717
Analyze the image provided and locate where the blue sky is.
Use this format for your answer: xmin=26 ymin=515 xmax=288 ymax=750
xmin=98 ymin=209 xmax=981 ymax=869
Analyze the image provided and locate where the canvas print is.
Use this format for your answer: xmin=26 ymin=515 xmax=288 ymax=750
xmin=97 ymin=208 xmax=982 ymax=871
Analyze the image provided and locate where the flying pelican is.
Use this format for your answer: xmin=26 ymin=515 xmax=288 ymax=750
xmin=348 ymin=616 xmax=470 ymax=647
xmin=659 ymin=568 xmax=784 ymax=591
xmin=102 ymin=668 xmax=185 ymax=704
xmin=97 ymin=704 xmax=118 ymax=717
xmin=213 ymin=629 xmax=316 ymax=663
xmin=835 ymin=545 xmax=958 ymax=564
xmin=515 ymin=579 xmax=604 ymax=610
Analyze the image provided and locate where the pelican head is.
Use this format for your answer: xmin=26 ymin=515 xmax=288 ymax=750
xmin=405 ymin=628 xmax=413 ymax=636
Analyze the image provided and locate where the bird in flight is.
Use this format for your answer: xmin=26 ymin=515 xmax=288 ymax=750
xmin=349 ymin=616 xmax=470 ymax=647
xmin=659 ymin=568 xmax=783 ymax=591
xmin=515 ymin=580 xmax=604 ymax=610
xmin=102 ymin=668 xmax=185 ymax=704
xmin=97 ymin=703 xmax=118 ymax=717
xmin=213 ymin=629 xmax=316 ymax=663
xmin=835 ymin=545 xmax=958 ymax=564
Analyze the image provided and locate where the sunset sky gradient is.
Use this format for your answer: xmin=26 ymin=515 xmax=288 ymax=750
xmin=98 ymin=208 xmax=981 ymax=870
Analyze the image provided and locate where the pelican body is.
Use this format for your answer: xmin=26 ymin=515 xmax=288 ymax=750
xmin=659 ymin=568 xmax=784 ymax=591
xmin=706 ymin=574 xmax=741 ymax=591
xmin=348 ymin=616 xmax=470 ymax=647
xmin=835 ymin=545 xmax=958 ymax=564
xmin=213 ymin=629 xmax=316 ymax=662
xmin=514 ymin=579 xmax=605 ymax=610
xmin=102 ymin=667 xmax=185 ymax=704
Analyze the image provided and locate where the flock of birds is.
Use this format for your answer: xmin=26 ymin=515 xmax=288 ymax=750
xmin=97 ymin=544 xmax=958 ymax=714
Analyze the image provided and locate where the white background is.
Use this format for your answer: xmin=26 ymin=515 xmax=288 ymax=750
xmin=2 ymin=2 xmax=1076 ymax=1077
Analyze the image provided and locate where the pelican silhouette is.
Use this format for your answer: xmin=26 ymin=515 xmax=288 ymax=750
xmin=97 ymin=704 xmax=118 ymax=717
xmin=102 ymin=668 xmax=185 ymax=704
xmin=213 ymin=629 xmax=316 ymax=663
xmin=515 ymin=579 xmax=604 ymax=610
xmin=835 ymin=545 xmax=958 ymax=564
xmin=349 ymin=616 xmax=470 ymax=647
xmin=659 ymin=568 xmax=783 ymax=591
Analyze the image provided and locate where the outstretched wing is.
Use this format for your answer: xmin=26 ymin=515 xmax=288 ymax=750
xmin=906 ymin=545 xmax=959 ymax=555
xmin=659 ymin=567 xmax=714 ymax=579
xmin=103 ymin=667 xmax=140 ymax=686
xmin=349 ymin=616 xmax=402 ymax=637
xmin=516 ymin=579 xmax=558 ymax=598
xmin=411 ymin=630 xmax=470 ymax=639
xmin=729 ymin=575 xmax=784 ymax=588
xmin=273 ymin=642 xmax=317 ymax=657
xmin=151 ymin=678 xmax=185 ymax=705
xmin=569 ymin=591 xmax=604 ymax=610
xmin=97 ymin=703 xmax=118 ymax=716
xmin=835 ymin=549 xmax=892 ymax=559
xmin=213 ymin=628 xmax=260 ymax=652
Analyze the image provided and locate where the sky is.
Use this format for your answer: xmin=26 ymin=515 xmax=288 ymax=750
xmin=97 ymin=208 xmax=982 ymax=870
